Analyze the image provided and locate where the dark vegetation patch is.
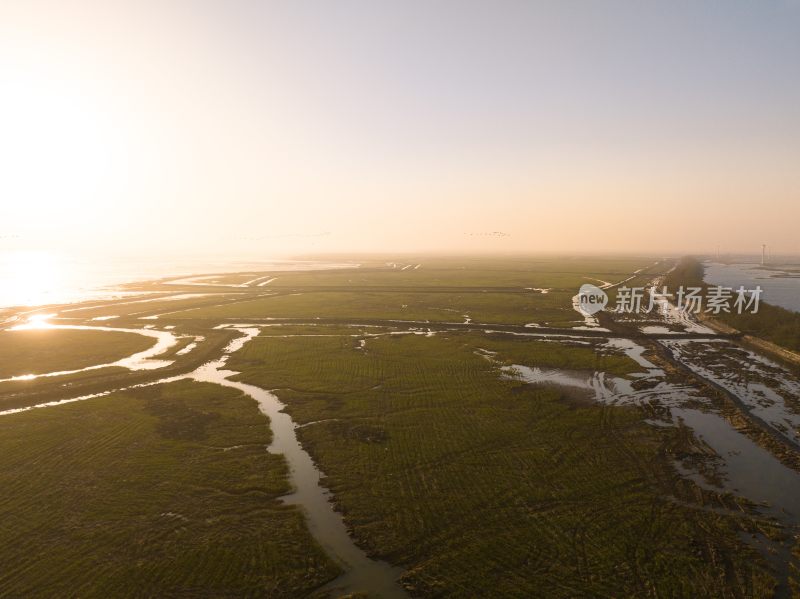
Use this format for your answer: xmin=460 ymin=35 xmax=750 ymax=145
xmin=141 ymin=384 xmax=222 ymax=442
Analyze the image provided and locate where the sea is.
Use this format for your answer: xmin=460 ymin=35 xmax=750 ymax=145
xmin=704 ymin=261 xmax=800 ymax=313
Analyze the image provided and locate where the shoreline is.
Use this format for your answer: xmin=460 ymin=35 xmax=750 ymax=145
xmin=696 ymin=295 xmax=800 ymax=372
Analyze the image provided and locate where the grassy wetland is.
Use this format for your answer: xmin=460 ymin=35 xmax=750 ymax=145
xmin=1 ymin=256 xmax=798 ymax=597
xmin=7 ymin=1 xmax=800 ymax=595
xmin=0 ymin=380 xmax=338 ymax=597
xmin=228 ymin=332 xmax=775 ymax=596
xmin=0 ymin=328 xmax=153 ymax=379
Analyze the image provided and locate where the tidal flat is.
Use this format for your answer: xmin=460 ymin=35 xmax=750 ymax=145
xmin=0 ymin=256 xmax=797 ymax=597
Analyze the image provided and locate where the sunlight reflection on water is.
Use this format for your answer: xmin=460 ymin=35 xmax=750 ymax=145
xmin=0 ymin=251 xmax=361 ymax=309
xmin=0 ymin=250 xmax=144 ymax=308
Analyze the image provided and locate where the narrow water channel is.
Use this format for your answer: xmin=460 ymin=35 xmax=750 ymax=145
xmin=1 ymin=316 xmax=180 ymax=382
xmin=4 ymin=311 xmax=798 ymax=594
xmin=0 ymin=323 xmax=408 ymax=595
xmin=191 ymin=327 xmax=409 ymax=598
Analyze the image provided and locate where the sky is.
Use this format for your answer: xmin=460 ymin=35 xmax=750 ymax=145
xmin=1 ymin=0 xmax=799 ymax=258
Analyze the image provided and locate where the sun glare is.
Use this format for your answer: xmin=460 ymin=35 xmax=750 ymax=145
xmin=11 ymin=313 xmax=57 ymax=331
xmin=0 ymin=251 xmax=66 ymax=308
xmin=0 ymin=58 xmax=123 ymax=233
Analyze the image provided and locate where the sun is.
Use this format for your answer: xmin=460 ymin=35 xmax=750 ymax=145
xmin=0 ymin=251 xmax=66 ymax=308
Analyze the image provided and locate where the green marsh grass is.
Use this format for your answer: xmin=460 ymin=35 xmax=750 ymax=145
xmin=228 ymin=331 xmax=773 ymax=597
xmin=0 ymin=380 xmax=338 ymax=597
xmin=0 ymin=328 xmax=154 ymax=379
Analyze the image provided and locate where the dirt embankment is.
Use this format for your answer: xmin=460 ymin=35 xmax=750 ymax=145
xmin=698 ymin=312 xmax=800 ymax=370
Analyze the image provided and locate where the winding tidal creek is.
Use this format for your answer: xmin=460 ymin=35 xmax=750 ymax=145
xmin=191 ymin=327 xmax=409 ymax=598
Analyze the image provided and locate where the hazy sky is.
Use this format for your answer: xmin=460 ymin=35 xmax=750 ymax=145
xmin=1 ymin=0 xmax=799 ymax=257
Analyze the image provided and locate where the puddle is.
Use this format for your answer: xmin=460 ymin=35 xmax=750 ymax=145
xmin=508 ymin=335 xmax=800 ymax=594
xmin=176 ymin=341 xmax=198 ymax=356
xmin=640 ymin=325 xmax=673 ymax=334
xmin=662 ymin=339 xmax=800 ymax=449
xmin=674 ymin=408 xmax=800 ymax=518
